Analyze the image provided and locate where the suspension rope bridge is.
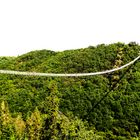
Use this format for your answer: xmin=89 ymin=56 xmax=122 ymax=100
xmin=0 ymin=54 xmax=140 ymax=77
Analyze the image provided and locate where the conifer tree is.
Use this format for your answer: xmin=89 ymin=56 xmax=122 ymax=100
xmin=26 ymin=108 xmax=42 ymax=140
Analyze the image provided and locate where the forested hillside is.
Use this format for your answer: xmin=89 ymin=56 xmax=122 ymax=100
xmin=0 ymin=42 xmax=140 ymax=139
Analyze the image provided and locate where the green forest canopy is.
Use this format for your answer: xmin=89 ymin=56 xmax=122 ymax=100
xmin=0 ymin=42 xmax=140 ymax=139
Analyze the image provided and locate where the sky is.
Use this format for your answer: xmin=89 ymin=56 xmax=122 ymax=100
xmin=0 ymin=0 xmax=140 ymax=56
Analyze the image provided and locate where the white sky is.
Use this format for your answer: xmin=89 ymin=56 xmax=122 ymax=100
xmin=0 ymin=0 xmax=140 ymax=56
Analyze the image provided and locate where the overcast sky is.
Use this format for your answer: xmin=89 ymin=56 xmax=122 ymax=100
xmin=0 ymin=0 xmax=140 ymax=56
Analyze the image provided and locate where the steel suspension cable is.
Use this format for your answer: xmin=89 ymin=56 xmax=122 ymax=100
xmin=0 ymin=54 xmax=140 ymax=77
xmin=87 ymin=54 xmax=140 ymax=115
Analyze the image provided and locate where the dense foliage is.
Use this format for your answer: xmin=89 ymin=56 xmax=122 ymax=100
xmin=0 ymin=42 xmax=140 ymax=139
